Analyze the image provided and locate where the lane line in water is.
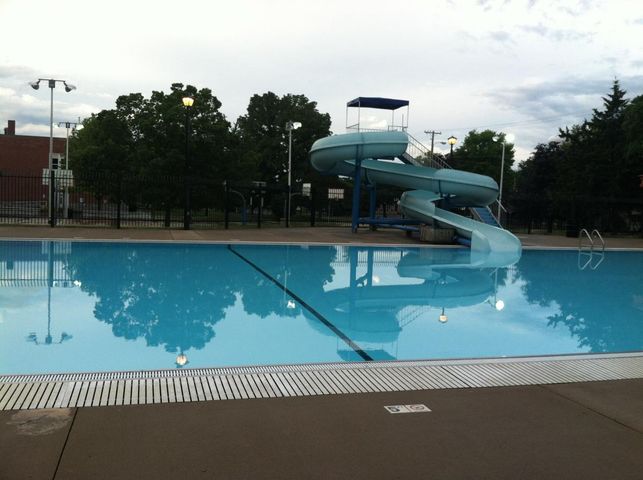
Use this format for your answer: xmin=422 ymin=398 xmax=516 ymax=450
xmin=228 ymin=245 xmax=373 ymax=362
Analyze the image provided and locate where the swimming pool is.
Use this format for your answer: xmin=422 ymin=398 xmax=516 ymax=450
xmin=1 ymin=240 xmax=641 ymax=376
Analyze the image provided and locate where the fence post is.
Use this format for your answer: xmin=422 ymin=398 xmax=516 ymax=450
xmin=224 ymin=181 xmax=230 ymax=229
xmin=116 ymin=176 xmax=122 ymax=229
xmin=49 ymin=169 xmax=56 ymax=227
xmin=183 ymin=174 xmax=191 ymax=230
xmin=310 ymin=186 xmax=316 ymax=227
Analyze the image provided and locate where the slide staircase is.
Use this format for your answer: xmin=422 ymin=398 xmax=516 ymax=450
xmin=471 ymin=206 xmax=501 ymax=228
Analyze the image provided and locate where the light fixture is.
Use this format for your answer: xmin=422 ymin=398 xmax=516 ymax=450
xmin=63 ymin=82 xmax=76 ymax=92
xmin=182 ymin=96 xmax=194 ymax=108
xmin=287 ymin=300 xmax=296 ymax=309
xmin=176 ymin=352 xmax=188 ymax=367
xmin=29 ymin=80 xmax=40 ymax=90
xmin=495 ymin=299 xmax=505 ymax=311
xmin=447 ymin=136 xmax=457 ymax=163
xmin=439 ymin=307 xmax=448 ymax=324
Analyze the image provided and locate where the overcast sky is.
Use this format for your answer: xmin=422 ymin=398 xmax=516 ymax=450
xmin=1 ymin=0 xmax=642 ymax=161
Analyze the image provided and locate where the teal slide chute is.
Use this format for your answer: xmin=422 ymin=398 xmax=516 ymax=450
xmin=310 ymin=131 xmax=521 ymax=257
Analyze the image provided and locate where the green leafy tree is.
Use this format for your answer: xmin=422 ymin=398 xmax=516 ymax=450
xmin=622 ymin=94 xmax=643 ymax=197
xmin=71 ymin=83 xmax=232 ymax=212
xmin=514 ymin=141 xmax=564 ymax=232
xmin=556 ymin=79 xmax=637 ymax=231
xmin=452 ymin=129 xmax=515 ymax=192
xmin=235 ymin=92 xmax=332 ymax=186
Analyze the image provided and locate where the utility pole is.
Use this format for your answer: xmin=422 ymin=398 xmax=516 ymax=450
xmin=424 ymin=130 xmax=441 ymax=161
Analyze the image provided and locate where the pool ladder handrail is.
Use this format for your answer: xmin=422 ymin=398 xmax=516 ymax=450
xmin=578 ymin=228 xmax=605 ymax=270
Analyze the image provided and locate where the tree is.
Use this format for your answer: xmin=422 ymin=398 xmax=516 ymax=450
xmin=452 ymin=129 xmax=515 ymax=191
xmin=71 ymin=83 xmax=232 ymax=212
xmin=556 ymin=79 xmax=637 ymax=231
xmin=235 ymin=92 xmax=332 ymax=186
xmin=622 ymin=94 xmax=643 ymax=197
xmin=514 ymin=141 xmax=563 ymax=232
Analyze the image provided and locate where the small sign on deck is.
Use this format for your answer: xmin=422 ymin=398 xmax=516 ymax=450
xmin=384 ymin=404 xmax=431 ymax=414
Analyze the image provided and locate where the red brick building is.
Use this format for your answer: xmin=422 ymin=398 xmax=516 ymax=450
xmin=0 ymin=120 xmax=66 ymax=175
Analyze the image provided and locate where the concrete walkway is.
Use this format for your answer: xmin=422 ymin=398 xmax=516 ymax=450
xmin=2 ymin=379 xmax=642 ymax=479
xmin=1 ymin=225 xmax=642 ymax=248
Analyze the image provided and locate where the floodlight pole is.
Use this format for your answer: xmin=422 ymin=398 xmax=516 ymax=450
xmin=30 ymin=78 xmax=76 ymax=226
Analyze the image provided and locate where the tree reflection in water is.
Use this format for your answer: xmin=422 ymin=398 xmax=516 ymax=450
xmin=516 ymin=250 xmax=643 ymax=352
xmin=66 ymin=243 xmax=241 ymax=354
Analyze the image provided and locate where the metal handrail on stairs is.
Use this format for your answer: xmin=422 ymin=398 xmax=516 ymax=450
xmin=578 ymin=228 xmax=605 ymax=270
xmin=579 ymin=228 xmax=593 ymax=250
xmin=591 ymin=229 xmax=605 ymax=251
xmin=405 ymin=132 xmax=452 ymax=170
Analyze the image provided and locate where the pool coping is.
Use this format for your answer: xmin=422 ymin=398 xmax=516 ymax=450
xmin=2 ymin=352 xmax=642 ymax=411
xmin=2 ymin=235 xmax=643 ymax=251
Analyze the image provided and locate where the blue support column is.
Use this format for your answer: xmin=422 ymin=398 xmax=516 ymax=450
xmin=368 ymin=182 xmax=377 ymax=230
xmin=351 ymin=157 xmax=362 ymax=233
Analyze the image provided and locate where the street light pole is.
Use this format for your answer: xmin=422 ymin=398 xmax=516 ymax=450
xmin=493 ymin=133 xmax=514 ymax=227
xmin=56 ymin=121 xmax=80 ymax=220
xmin=285 ymin=121 xmax=302 ymax=228
xmin=57 ymin=121 xmax=81 ymax=169
xmin=498 ymin=141 xmax=505 ymax=225
xmin=30 ymin=78 xmax=76 ymax=226
xmin=182 ymin=96 xmax=194 ymax=230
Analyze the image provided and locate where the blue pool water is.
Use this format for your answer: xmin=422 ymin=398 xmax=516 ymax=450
xmin=0 ymin=240 xmax=642 ymax=376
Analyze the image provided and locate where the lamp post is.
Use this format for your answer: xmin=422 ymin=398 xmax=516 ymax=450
xmin=56 ymin=121 xmax=81 ymax=170
xmin=55 ymin=120 xmax=81 ymax=220
xmin=285 ymin=121 xmax=302 ymax=228
xmin=492 ymin=133 xmax=514 ymax=227
xmin=447 ymin=136 xmax=457 ymax=162
xmin=30 ymin=78 xmax=76 ymax=226
xmin=182 ymin=96 xmax=194 ymax=230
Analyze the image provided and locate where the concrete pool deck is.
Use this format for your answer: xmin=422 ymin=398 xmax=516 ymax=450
xmin=2 ymin=379 xmax=643 ymax=479
xmin=1 ymin=225 xmax=642 ymax=479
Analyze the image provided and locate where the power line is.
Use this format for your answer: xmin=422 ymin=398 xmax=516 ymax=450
xmin=440 ymin=109 xmax=593 ymax=132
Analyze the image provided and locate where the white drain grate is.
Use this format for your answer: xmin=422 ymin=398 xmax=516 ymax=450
xmin=1 ymin=354 xmax=642 ymax=411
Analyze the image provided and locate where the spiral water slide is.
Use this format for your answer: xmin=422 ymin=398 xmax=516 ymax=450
xmin=310 ymin=131 xmax=522 ymax=256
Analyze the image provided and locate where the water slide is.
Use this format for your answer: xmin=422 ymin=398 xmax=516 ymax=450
xmin=309 ymin=131 xmax=522 ymax=257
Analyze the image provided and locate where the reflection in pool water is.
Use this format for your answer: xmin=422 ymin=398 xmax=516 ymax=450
xmin=0 ymin=241 xmax=641 ymax=375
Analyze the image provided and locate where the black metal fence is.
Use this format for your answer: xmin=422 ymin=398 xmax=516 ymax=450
xmin=4 ymin=172 xmax=639 ymax=235
xmin=0 ymin=173 xmax=406 ymax=230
